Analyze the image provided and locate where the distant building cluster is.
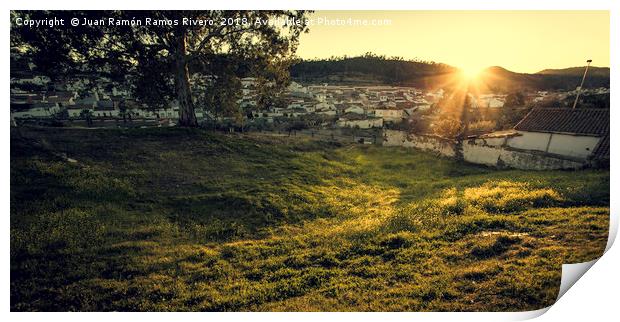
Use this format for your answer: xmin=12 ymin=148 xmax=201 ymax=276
xmin=10 ymin=53 xmax=206 ymax=125
xmin=10 ymin=52 xmax=447 ymax=129
xmin=240 ymin=79 xmax=444 ymax=129
xmin=10 ymin=52 xmax=610 ymax=133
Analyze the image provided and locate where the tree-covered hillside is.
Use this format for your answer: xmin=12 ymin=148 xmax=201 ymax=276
xmin=291 ymin=55 xmax=610 ymax=92
xmin=290 ymin=54 xmax=457 ymax=87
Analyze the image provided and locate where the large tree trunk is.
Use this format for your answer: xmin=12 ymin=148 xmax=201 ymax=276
xmin=174 ymin=32 xmax=198 ymax=127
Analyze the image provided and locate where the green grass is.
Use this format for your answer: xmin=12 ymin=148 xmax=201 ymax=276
xmin=10 ymin=127 xmax=609 ymax=311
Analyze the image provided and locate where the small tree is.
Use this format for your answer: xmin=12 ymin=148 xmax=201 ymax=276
xmin=497 ymin=91 xmax=529 ymax=129
xmin=504 ymin=91 xmax=525 ymax=107
xmin=406 ymin=117 xmax=430 ymax=134
xmin=433 ymin=117 xmax=462 ymax=138
xmin=79 ymin=109 xmax=93 ymax=127
xmin=468 ymin=120 xmax=496 ymax=134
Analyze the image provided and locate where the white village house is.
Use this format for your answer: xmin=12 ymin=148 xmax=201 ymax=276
xmin=462 ymin=108 xmax=610 ymax=169
xmin=509 ymin=108 xmax=608 ymax=159
xmin=343 ymin=104 xmax=365 ymax=115
xmin=337 ymin=114 xmax=383 ymax=129
xmin=93 ymin=100 xmax=119 ymax=118
xmin=385 ymin=107 xmax=609 ymax=170
xmin=67 ymin=104 xmax=94 ymax=118
xmin=373 ymin=108 xmax=404 ymax=123
xmin=11 ymin=102 xmax=61 ymax=119
xmin=476 ymin=94 xmax=506 ymax=108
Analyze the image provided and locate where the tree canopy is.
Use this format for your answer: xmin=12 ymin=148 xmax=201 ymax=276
xmin=11 ymin=10 xmax=311 ymax=126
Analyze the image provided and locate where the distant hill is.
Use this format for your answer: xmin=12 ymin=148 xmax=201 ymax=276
xmin=291 ymin=56 xmax=610 ymax=92
xmin=475 ymin=66 xmax=610 ymax=92
xmin=290 ymin=55 xmax=458 ymax=88
xmin=536 ymin=66 xmax=610 ymax=78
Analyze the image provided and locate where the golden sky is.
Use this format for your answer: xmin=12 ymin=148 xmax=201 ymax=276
xmin=296 ymin=11 xmax=610 ymax=74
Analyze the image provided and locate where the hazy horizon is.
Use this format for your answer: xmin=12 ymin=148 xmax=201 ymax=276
xmin=296 ymin=11 xmax=610 ymax=74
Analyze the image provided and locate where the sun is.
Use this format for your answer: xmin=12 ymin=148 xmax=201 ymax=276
xmin=459 ymin=65 xmax=484 ymax=81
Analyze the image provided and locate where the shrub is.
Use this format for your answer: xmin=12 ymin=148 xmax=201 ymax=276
xmin=433 ymin=118 xmax=463 ymax=138
xmin=467 ymin=120 xmax=496 ymax=134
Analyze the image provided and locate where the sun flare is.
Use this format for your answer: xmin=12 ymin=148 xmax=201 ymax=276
xmin=459 ymin=65 xmax=484 ymax=81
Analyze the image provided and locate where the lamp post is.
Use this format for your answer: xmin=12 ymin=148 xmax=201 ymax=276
xmin=572 ymin=59 xmax=592 ymax=109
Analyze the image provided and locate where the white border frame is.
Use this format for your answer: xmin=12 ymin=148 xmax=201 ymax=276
xmin=3 ymin=1 xmax=618 ymax=321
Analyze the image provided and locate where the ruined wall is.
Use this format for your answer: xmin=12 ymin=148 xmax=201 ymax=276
xmin=383 ymin=130 xmax=456 ymax=157
xmin=506 ymin=131 xmax=600 ymax=160
xmin=337 ymin=118 xmax=383 ymax=129
xmin=384 ymin=130 xmax=587 ymax=170
xmin=499 ymin=148 xmax=584 ymax=170
xmin=461 ymin=142 xmax=503 ymax=166
xmin=462 ymin=140 xmax=584 ymax=170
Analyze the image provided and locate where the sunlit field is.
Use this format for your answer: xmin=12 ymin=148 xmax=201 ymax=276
xmin=10 ymin=127 xmax=609 ymax=311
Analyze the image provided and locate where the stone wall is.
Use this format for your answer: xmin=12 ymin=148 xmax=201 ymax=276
xmin=383 ymin=130 xmax=587 ymax=170
xmin=462 ymin=140 xmax=584 ymax=170
xmin=383 ymin=130 xmax=456 ymax=157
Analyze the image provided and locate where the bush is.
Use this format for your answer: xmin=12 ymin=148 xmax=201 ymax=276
xmin=467 ymin=120 xmax=496 ymax=134
xmin=433 ymin=117 xmax=462 ymax=138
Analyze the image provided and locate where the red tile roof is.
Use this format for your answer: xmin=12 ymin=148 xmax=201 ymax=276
xmin=514 ymin=108 xmax=609 ymax=136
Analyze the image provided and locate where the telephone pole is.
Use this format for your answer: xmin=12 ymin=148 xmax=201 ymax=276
xmin=572 ymin=59 xmax=592 ymax=109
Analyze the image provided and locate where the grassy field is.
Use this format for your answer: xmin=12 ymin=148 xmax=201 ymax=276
xmin=10 ymin=127 xmax=609 ymax=311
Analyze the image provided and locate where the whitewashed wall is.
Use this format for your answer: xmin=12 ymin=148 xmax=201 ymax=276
xmin=462 ymin=141 xmax=584 ymax=170
xmin=384 ymin=130 xmax=590 ymax=170
xmin=506 ymin=131 xmax=551 ymax=152
xmin=337 ymin=118 xmax=383 ymax=129
xmin=462 ymin=142 xmax=502 ymax=166
xmin=547 ymin=134 xmax=600 ymax=159
xmin=383 ymin=130 xmax=456 ymax=157
xmin=506 ymin=131 xmax=600 ymax=160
